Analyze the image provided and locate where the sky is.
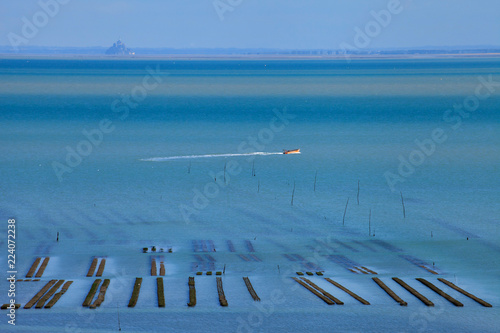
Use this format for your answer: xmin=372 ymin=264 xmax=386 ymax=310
xmin=1 ymin=0 xmax=499 ymax=50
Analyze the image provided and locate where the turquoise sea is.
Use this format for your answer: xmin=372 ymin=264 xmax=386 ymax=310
xmin=0 ymin=58 xmax=499 ymax=332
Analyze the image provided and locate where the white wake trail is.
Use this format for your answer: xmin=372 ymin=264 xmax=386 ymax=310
xmin=141 ymin=151 xmax=285 ymax=162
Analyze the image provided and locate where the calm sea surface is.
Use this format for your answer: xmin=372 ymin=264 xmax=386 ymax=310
xmin=0 ymin=58 xmax=499 ymax=331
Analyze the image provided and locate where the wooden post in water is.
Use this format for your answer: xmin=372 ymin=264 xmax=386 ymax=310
xmin=400 ymin=191 xmax=406 ymax=219
xmin=291 ymin=181 xmax=296 ymax=206
xmin=117 ymin=303 xmax=121 ymax=331
xmin=314 ymin=171 xmax=317 ymax=192
xmin=343 ymin=198 xmax=349 ymax=226
xmin=357 ymin=180 xmax=360 ymax=205
xmin=368 ymin=209 xmax=371 ymax=236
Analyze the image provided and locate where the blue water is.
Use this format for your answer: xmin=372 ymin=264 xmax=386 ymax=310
xmin=1 ymin=57 xmax=499 ymax=245
xmin=0 ymin=58 xmax=499 ymax=332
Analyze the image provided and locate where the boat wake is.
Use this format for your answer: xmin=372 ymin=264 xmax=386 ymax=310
xmin=141 ymin=151 xmax=288 ymax=162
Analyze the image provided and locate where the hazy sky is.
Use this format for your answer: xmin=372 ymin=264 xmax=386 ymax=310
xmin=1 ymin=0 xmax=499 ymax=49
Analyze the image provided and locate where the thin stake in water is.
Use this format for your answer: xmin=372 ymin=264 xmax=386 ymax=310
xmin=117 ymin=303 xmax=121 ymax=331
xmin=369 ymin=209 xmax=371 ymax=236
xmin=314 ymin=171 xmax=317 ymax=192
xmin=343 ymin=198 xmax=349 ymax=226
xmin=357 ymin=180 xmax=360 ymax=205
xmin=400 ymin=191 xmax=406 ymax=219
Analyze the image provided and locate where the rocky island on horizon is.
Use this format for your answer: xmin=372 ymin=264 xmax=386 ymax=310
xmin=105 ymin=39 xmax=135 ymax=55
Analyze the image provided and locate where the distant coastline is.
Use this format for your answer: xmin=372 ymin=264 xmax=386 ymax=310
xmin=1 ymin=45 xmax=499 ymax=60
xmin=1 ymin=53 xmax=499 ymax=61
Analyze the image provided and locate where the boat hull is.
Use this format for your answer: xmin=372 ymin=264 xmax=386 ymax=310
xmin=283 ymin=149 xmax=300 ymax=154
